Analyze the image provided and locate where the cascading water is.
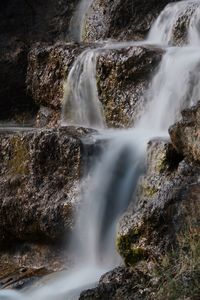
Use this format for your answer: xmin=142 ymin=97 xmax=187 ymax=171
xmin=147 ymin=0 xmax=200 ymax=45
xmin=61 ymin=49 xmax=105 ymax=129
xmin=2 ymin=0 xmax=200 ymax=299
xmin=148 ymin=0 xmax=199 ymax=45
xmin=137 ymin=46 xmax=200 ymax=132
xmin=188 ymin=3 xmax=200 ymax=44
xmin=68 ymin=0 xmax=94 ymax=42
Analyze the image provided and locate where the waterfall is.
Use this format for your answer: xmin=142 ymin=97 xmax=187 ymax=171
xmin=61 ymin=41 xmax=145 ymax=129
xmin=68 ymin=0 xmax=94 ymax=42
xmin=62 ymin=49 xmax=105 ymax=129
xmin=73 ymin=129 xmax=148 ymax=267
xmin=137 ymin=47 xmax=200 ymax=132
xmin=148 ymin=0 xmax=200 ymax=45
xmin=2 ymin=0 xmax=200 ymax=299
xmin=188 ymin=4 xmax=200 ymax=45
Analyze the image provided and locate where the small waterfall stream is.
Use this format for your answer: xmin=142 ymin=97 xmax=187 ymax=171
xmin=147 ymin=0 xmax=200 ymax=45
xmin=68 ymin=0 xmax=94 ymax=42
xmin=2 ymin=0 xmax=200 ymax=299
xmin=188 ymin=3 xmax=200 ymax=44
xmin=61 ymin=49 xmax=105 ymax=129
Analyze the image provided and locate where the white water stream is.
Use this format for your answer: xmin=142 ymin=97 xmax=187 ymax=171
xmin=68 ymin=0 xmax=94 ymax=42
xmin=2 ymin=0 xmax=200 ymax=299
xmin=148 ymin=0 xmax=200 ymax=45
xmin=62 ymin=49 xmax=105 ymax=128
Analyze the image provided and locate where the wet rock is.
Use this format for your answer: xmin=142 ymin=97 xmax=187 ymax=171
xmin=169 ymin=101 xmax=200 ymax=162
xmin=79 ymin=266 xmax=149 ymax=300
xmin=27 ymin=44 xmax=163 ymax=128
xmin=0 ymin=242 xmax=65 ymax=290
xmin=35 ymin=106 xmax=55 ymax=128
xmin=0 ymin=126 xmax=97 ymax=243
xmin=96 ymin=45 xmax=163 ymax=127
xmin=26 ymin=43 xmax=89 ymax=127
xmin=150 ymin=0 xmax=200 ymax=46
xmin=117 ymin=138 xmax=199 ymax=265
xmin=82 ymin=0 xmax=179 ymax=42
xmin=168 ymin=2 xmax=198 ymax=45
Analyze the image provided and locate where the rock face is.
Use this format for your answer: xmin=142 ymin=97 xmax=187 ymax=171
xmin=0 ymin=125 xmax=82 ymax=288
xmin=170 ymin=101 xmax=200 ymax=162
xmin=0 ymin=125 xmax=101 ymax=289
xmin=116 ymin=137 xmax=199 ymax=265
xmin=26 ymin=43 xmax=87 ymax=126
xmin=0 ymin=242 xmax=67 ymax=290
xmin=96 ymin=46 xmax=163 ymax=127
xmin=0 ymin=126 xmax=92 ymax=243
xmin=27 ymin=44 xmax=163 ymax=128
xmin=82 ymin=0 xmax=179 ymax=42
xmin=80 ymin=266 xmax=149 ymax=300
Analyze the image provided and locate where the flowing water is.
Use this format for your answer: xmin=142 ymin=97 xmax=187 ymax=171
xmin=2 ymin=0 xmax=200 ymax=299
xmin=188 ymin=3 xmax=200 ymax=44
xmin=147 ymin=0 xmax=200 ymax=45
xmin=61 ymin=49 xmax=105 ymax=129
xmin=68 ymin=0 xmax=94 ymax=42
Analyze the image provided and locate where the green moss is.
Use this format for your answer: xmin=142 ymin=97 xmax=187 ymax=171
xmin=156 ymin=157 xmax=168 ymax=173
xmin=126 ymin=247 xmax=147 ymax=266
xmin=116 ymin=235 xmax=130 ymax=258
xmin=8 ymin=136 xmax=29 ymax=175
xmin=116 ymin=227 xmax=147 ymax=266
xmin=143 ymin=184 xmax=158 ymax=197
xmin=116 ymin=228 xmax=140 ymax=251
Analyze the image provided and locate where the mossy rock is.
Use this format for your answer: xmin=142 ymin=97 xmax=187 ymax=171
xmin=116 ymin=226 xmax=148 ymax=266
xmin=8 ymin=136 xmax=30 ymax=176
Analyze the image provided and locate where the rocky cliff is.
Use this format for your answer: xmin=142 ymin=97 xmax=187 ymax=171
xmin=0 ymin=0 xmax=199 ymax=298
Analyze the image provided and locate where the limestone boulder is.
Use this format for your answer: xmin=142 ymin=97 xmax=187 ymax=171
xmin=0 ymin=126 xmax=97 ymax=243
xmin=170 ymin=101 xmax=200 ymax=162
xmin=117 ymin=138 xmax=198 ymax=265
